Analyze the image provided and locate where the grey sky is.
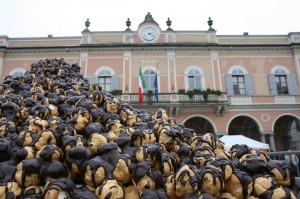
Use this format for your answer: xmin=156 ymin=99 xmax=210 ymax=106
xmin=0 ymin=0 xmax=299 ymax=38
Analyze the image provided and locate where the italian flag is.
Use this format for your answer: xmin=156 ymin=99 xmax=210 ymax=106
xmin=138 ymin=67 xmax=145 ymax=105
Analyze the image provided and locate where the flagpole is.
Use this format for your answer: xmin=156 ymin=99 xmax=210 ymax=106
xmin=154 ymin=65 xmax=159 ymax=102
xmin=138 ymin=64 xmax=145 ymax=105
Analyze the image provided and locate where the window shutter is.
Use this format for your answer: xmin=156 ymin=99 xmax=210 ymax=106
xmin=225 ymin=75 xmax=234 ymax=96
xmin=90 ymin=76 xmax=98 ymax=84
xmin=287 ymin=74 xmax=297 ymax=95
xmin=245 ymin=74 xmax=254 ymax=96
xmin=268 ymin=75 xmax=277 ymax=95
xmin=111 ymin=75 xmax=119 ymax=90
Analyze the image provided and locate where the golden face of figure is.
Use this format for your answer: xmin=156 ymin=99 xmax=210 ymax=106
xmin=28 ymin=118 xmax=49 ymax=136
xmin=174 ymin=165 xmax=198 ymax=197
xmin=34 ymin=131 xmax=57 ymax=151
xmin=0 ymin=182 xmax=22 ymax=199
xmin=23 ymin=146 xmax=35 ymax=159
xmin=0 ymin=124 xmax=7 ymax=138
xmin=19 ymin=131 xmax=34 ymax=146
xmin=84 ymin=165 xmax=106 ymax=190
xmin=108 ymin=120 xmax=124 ymax=136
xmin=201 ymin=172 xmax=223 ymax=198
xmin=24 ymin=173 xmax=40 ymax=188
xmin=64 ymin=137 xmax=84 ymax=154
xmin=113 ymin=158 xmax=132 ymax=184
xmin=95 ymin=179 xmax=124 ymax=199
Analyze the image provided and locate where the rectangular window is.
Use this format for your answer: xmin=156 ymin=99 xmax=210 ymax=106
xmin=188 ymin=75 xmax=201 ymax=90
xmin=275 ymin=75 xmax=288 ymax=94
xmin=188 ymin=76 xmax=195 ymax=90
xmin=232 ymin=75 xmax=246 ymax=95
xmin=144 ymin=76 xmax=155 ymax=91
xmin=98 ymin=76 xmax=111 ymax=91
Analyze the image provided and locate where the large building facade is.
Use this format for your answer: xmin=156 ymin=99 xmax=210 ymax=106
xmin=0 ymin=13 xmax=300 ymax=152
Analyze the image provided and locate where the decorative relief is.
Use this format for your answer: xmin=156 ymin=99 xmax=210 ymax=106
xmin=231 ymin=96 xmax=252 ymax=105
xmin=275 ymin=96 xmax=295 ymax=104
xmin=261 ymin=114 xmax=270 ymax=122
xmin=210 ymin=51 xmax=218 ymax=60
xmin=123 ymin=52 xmax=131 ymax=61
xmin=123 ymin=33 xmax=133 ymax=44
xmin=0 ymin=39 xmax=8 ymax=47
xmin=81 ymin=33 xmax=91 ymax=44
xmin=293 ymin=36 xmax=300 ymax=42
xmin=165 ymin=33 xmax=176 ymax=43
xmin=167 ymin=51 xmax=175 ymax=60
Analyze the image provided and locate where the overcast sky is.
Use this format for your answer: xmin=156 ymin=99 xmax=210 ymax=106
xmin=1 ymin=0 xmax=300 ymax=38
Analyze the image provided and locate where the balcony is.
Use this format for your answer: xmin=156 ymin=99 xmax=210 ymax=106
xmin=111 ymin=92 xmax=228 ymax=116
xmin=113 ymin=92 xmax=228 ymax=105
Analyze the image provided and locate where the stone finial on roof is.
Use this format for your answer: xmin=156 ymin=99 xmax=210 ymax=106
xmin=207 ymin=17 xmax=216 ymax=32
xmin=85 ymin=18 xmax=90 ymax=29
xmin=126 ymin=18 xmax=131 ymax=31
xmin=83 ymin=18 xmax=91 ymax=33
xmin=166 ymin=18 xmax=172 ymax=31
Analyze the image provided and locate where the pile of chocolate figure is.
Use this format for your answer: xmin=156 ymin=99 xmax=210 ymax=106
xmin=0 ymin=58 xmax=299 ymax=199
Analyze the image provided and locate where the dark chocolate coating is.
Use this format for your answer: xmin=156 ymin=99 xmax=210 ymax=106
xmin=43 ymin=177 xmax=75 ymax=197
xmin=238 ymin=154 xmax=268 ymax=175
xmin=231 ymin=169 xmax=253 ymax=199
xmin=141 ymin=188 xmax=169 ymax=199
xmin=267 ymin=159 xmax=295 ymax=186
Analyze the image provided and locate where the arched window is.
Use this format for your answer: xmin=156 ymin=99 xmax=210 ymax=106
xmin=91 ymin=67 xmax=118 ymax=92
xmin=226 ymin=66 xmax=254 ymax=96
xmin=188 ymin=68 xmax=201 ymax=90
xmin=274 ymin=68 xmax=288 ymax=94
xmin=143 ymin=68 xmax=156 ymax=91
xmin=184 ymin=66 xmax=204 ymax=90
xmin=98 ymin=70 xmax=112 ymax=91
xmin=269 ymin=66 xmax=297 ymax=95
xmin=231 ymin=68 xmax=246 ymax=95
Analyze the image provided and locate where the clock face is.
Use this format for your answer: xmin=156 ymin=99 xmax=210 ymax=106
xmin=142 ymin=27 xmax=157 ymax=41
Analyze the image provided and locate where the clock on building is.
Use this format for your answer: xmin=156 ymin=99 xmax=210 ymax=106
xmin=142 ymin=27 xmax=157 ymax=41
xmin=138 ymin=12 xmax=161 ymax=42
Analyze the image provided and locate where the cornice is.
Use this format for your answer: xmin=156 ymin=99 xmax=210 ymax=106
xmin=2 ymin=43 xmax=299 ymax=54
xmin=229 ymin=103 xmax=300 ymax=111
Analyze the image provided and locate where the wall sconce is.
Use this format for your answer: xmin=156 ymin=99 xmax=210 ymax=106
xmin=171 ymin=84 xmax=174 ymax=92
xmin=125 ymin=84 xmax=128 ymax=93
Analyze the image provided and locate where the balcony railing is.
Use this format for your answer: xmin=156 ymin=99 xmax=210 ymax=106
xmin=267 ymin=151 xmax=300 ymax=177
xmin=112 ymin=92 xmax=227 ymax=104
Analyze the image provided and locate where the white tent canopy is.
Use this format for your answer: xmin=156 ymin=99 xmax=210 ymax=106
xmin=219 ymin=135 xmax=270 ymax=151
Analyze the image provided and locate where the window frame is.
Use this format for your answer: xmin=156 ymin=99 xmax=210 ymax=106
xmin=92 ymin=66 xmax=118 ymax=92
xmin=226 ymin=65 xmax=253 ymax=96
xmin=269 ymin=65 xmax=297 ymax=96
xmin=143 ymin=68 xmax=156 ymax=91
xmin=232 ymin=75 xmax=246 ymax=95
xmin=184 ymin=66 xmax=205 ymax=91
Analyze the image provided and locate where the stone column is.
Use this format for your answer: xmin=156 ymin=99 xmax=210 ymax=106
xmin=260 ymin=132 xmax=266 ymax=143
xmin=0 ymin=36 xmax=8 ymax=80
xmin=0 ymin=51 xmax=4 ymax=81
xmin=269 ymin=133 xmax=276 ymax=152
